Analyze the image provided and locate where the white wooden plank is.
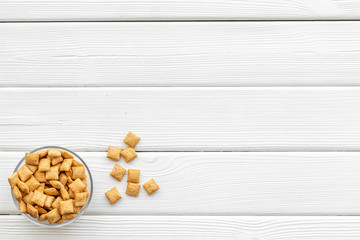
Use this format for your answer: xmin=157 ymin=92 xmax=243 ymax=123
xmin=3 ymin=152 xmax=360 ymax=215
xmin=2 ymin=87 xmax=360 ymax=151
xmin=1 ymin=0 xmax=360 ymax=21
xmin=2 ymin=22 xmax=360 ymax=87
xmin=3 ymin=215 xmax=360 ymax=239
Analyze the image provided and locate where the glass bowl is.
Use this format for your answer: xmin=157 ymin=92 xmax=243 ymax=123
xmin=11 ymin=146 xmax=93 ymax=228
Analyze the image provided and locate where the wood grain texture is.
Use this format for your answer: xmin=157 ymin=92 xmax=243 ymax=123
xmin=2 ymin=22 xmax=360 ymax=87
xmin=3 ymin=87 xmax=360 ymax=151
xmin=3 ymin=152 xmax=360 ymax=215
xmin=1 ymin=0 xmax=360 ymax=21
xmin=3 ymin=215 xmax=360 ymax=239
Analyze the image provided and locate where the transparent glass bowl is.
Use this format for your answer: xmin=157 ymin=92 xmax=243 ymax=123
xmin=11 ymin=146 xmax=93 ymax=228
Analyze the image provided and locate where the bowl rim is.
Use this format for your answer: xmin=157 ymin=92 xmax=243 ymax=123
xmin=11 ymin=146 xmax=93 ymax=228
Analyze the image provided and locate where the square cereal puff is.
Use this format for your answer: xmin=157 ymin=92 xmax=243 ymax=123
xmin=121 ymin=147 xmax=138 ymax=163
xmin=48 ymin=148 xmax=61 ymax=158
xmin=8 ymin=172 xmax=19 ymax=189
xmin=51 ymin=196 xmax=63 ymax=210
xmin=34 ymin=170 xmax=46 ymax=183
xmin=107 ymin=146 xmax=122 ymax=161
xmin=23 ymin=192 xmax=34 ymax=205
xmin=72 ymin=159 xmax=83 ymax=167
xmin=44 ymin=188 xmax=60 ymax=196
xmin=123 ymin=131 xmax=140 ymax=148
xmin=49 ymin=180 xmax=64 ymax=189
xmin=35 ymin=149 xmax=48 ymax=159
xmin=126 ymin=182 xmax=140 ymax=197
xmin=19 ymin=200 xmax=27 ymax=213
xmin=59 ymin=173 xmax=68 ymax=187
xmin=72 ymin=166 xmax=86 ymax=180
xmin=51 ymin=156 xmax=63 ymax=165
xmin=110 ymin=164 xmax=126 ymax=181
xmin=25 ymin=176 xmax=41 ymax=192
xmin=61 ymin=150 xmax=73 ymax=159
xmin=74 ymin=192 xmax=88 ymax=207
xmin=59 ymin=199 xmax=74 ymax=215
xmin=60 ymin=158 xmax=73 ymax=172
xmin=69 ymin=178 xmax=86 ymax=193
xmin=38 ymin=214 xmax=47 ymax=221
xmin=46 ymin=166 xmax=59 ymax=180
xmin=18 ymin=165 xmax=33 ymax=182
xmin=13 ymin=186 xmax=22 ymax=202
xmin=44 ymin=195 xmax=55 ymax=209
xmin=143 ymin=178 xmax=159 ymax=195
xmin=26 ymin=164 xmax=38 ymax=173
xmin=17 ymin=180 xmax=30 ymax=194
xmin=27 ymin=204 xmax=39 ymax=219
xmin=60 ymin=187 xmax=70 ymax=200
xmin=31 ymin=190 xmax=46 ymax=207
xmin=35 ymin=206 xmax=47 ymax=214
xmin=47 ymin=208 xmax=61 ymax=224
xmin=25 ymin=152 xmax=40 ymax=166
xmin=127 ymin=169 xmax=140 ymax=183
xmin=105 ymin=187 xmax=121 ymax=204
xmin=38 ymin=158 xmax=51 ymax=171
xmin=36 ymin=183 xmax=45 ymax=193
xmin=62 ymin=214 xmax=75 ymax=220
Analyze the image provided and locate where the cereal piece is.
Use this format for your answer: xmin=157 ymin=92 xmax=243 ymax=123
xmin=65 ymin=169 xmax=72 ymax=177
xmin=69 ymin=178 xmax=86 ymax=193
xmin=13 ymin=186 xmax=22 ymax=202
xmin=143 ymin=178 xmax=159 ymax=195
xmin=23 ymin=192 xmax=34 ymax=205
xmin=81 ymin=179 xmax=87 ymax=187
xmin=123 ymin=131 xmax=141 ymax=148
xmin=17 ymin=180 xmax=30 ymax=194
xmin=25 ymin=152 xmax=40 ymax=166
xmin=74 ymin=192 xmax=88 ymax=207
xmin=62 ymin=214 xmax=75 ymax=220
xmin=25 ymin=176 xmax=41 ymax=192
xmin=35 ymin=149 xmax=48 ymax=159
xmin=27 ymin=204 xmax=39 ymax=219
xmin=38 ymin=158 xmax=51 ymax=171
xmin=67 ymin=176 xmax=74 ymax=184
xmin=60 ymin=150 xmax=73 ymax=159
xmin=60 ymin=158 xmax=73 ymax=172
xmin=49 ymin=180 xmax=64 ymax=189
xmin=26 ymin=164 xmax=38 ymax=174
xmin=44 ymin=195 xmax=55 ymax=209
xmin=69 ymin=188 xmax=75 ymax=199
xmin=105 ymin=187 xmax=122 ymax=204
xmin=46 ymin=166 xmax=59 ymax=180
xmin=72 ymin=166 xmax=86 ymax=180
xmin=35 ymin=206 xmax=47 ymax=214
xmin=18 ymin=165 xmax=33 ymax=182
xmin=56 ymin=219 xmax=63 ymax=224
xmin=59 ymin=173 xmax=68 ymax=187
xmin=72 ymin=159 xmax=83 ymax=167
xmin=8 ymin=172 xmax=19 ymax=189
xmin=51 ymin=196 xmax=63 ymax=210
xmin=38 ymin=214 xmax=47 ymax=221
xmin=60 ymin=187 xmax=70 ymax=201
xmin=126 ymin=183 xmax=140 ymax=197
xmin=107 ymin=146 xmax=122 ymax=161
xmin=34 ymin=170 xmax=46 ymax=183
xmin=47 ymin=208 xmax=61 ymax=224
xmin=51 ymin=156 xmax=63 ymax=165
xmin=121 ymin=147 xmax=137 ymax=163
xmin=19 ymin=200 xmax=27 ymax=213
xmin=44 ymin=188 xmax=60 ymax=196
xmin=31 ymin=190 xmax=46 ymax=207
xmin=127 ymin=169 xmax=140 ymax=183
xmin=59 ymin=199 xmax=74 ymax=215
xmin=48 ymin=148 xmax=61 ymax=158
xmin=110 ymin=164 xmax=126 ymax=181
xmin=36 ymin=183 xmax=45 ymax=193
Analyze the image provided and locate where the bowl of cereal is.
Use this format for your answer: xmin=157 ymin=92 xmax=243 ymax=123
xmin=8 ymin=146 xmax=93 ymax=228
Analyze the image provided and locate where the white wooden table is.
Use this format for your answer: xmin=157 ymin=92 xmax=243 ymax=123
xmin=2 ymin=1 xmax=360 ymax=239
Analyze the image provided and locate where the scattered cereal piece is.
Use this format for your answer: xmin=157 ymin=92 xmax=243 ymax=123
xmin=25 ymin=175 xmax=41 ymax=192
xmin=46 ymin=166 xmax=59 ymax=180
xmin=18 ymin=165 xmax=33 ymax=182
xmin=126 ymin=182 xmax=140 ymax=197
xmin=143 ymin=178 xmax=160 ymax=195
xmin=19 ymin=200 xmax=27 ymax=213
xmin=121 ymin=147 xmax=138 ymax=163
xmin=25 ymin=152 xmax=40 ymax=166
xmin=35 ymin=149 xmax=48 ymax=159
xmin=8 ymin=172 xmax=19 ymax=189
xmin=60 ymin=158 xmax=73 ymax=172
xmin=47 ymin=208 xmax=61 ymax=224
xmin=105 ymin=187 xmax=122 ymax=204
xmin=17 ymin=180 xmax=30 ymax=194
xmin=34 ymin=170 xmax=46 ymax=183
xmin=48 ymin=148 xmax=61 ymax=158
xmin=38 ymin=158 xmax=51 ymax=171
xmin=74 ymin=192 xmax=89 ymax=207
xmin=44 ymin=188 xmax=60 ymax=196
xmin=51 ymin=156 xmax=63 ymax=165
xmin=44 ymin=195 xmax=55 ymax=209
xmin=69 ymin=178 xmax=86 ymax=193
xmin=26 ymin=164 xmax=38 ymax=174
xmin=107 ymin=146 xmax=122 ymax=161
xmin=61 ymin=150 xmax=73 ymax=159
xmin=60 ymin=187 xmax=70 ymax=201
xmin=13 ymin=186 xmax=22 ymax=202
xmin=49 ymin=180 xmax=64 ymax=189
xmin=72 ymin=166 xmax=86 ymax=180
xmin=38 ymin=214 xmax=47 ymax=221
xmin=60 ymin=199 xmax=74 ymax=215
xmin=110 ymin=164 xmax=126 ymax=181
xmin=27 ymin=204 xmax=39 ymax=219
xmin=62 ymin=214 xmax=75 ymax=220
xmin=123 ymin=131 xmax=141 ymax=148
xmin=127 ymin=169 xmax=140 ymax=183
xmin=23 ymin=192 xmax=34 ymax=205
xmin=35 ymin=206 xmax=47 ymax=214
xmin=31 ymin=190 xmax=47 ymax=207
